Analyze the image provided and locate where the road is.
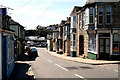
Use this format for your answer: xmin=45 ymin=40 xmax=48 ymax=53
xmin=31 ymin=48 xmax=119 ymax=80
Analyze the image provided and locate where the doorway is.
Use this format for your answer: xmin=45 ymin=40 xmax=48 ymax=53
xmin=99 ymin=38 xmax=110 ymax=59
xmin=79 ymin=35 xmax=84 ymax=55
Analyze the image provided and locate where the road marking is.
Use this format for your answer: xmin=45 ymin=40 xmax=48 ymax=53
xmin=40 ymin=55 xmax=47 ymax=60
xmin=114 ymin=70 xmax=118 ymax=72
xmin=74 ymin=74 xmax=86 ymax=80
xmin=47 ymin=60 xmax=53 ymax=63
xmin=55 ymin=64 xmax=68 ymax=71
xmin=40 ymin=55 xmax=53 ymax=63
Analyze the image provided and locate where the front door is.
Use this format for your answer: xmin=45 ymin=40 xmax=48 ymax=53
xmin=99 ymin=38 xmax=110 ymax=59
xmin=79 ymin=35 xmax=84 ymax=55
xmin=67 ymin=41 xmax=70 ymax=55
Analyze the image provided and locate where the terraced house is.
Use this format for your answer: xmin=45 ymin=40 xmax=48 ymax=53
xmin=10 ymin=19 xmax=25 ymax=60
xmin=63 ymin=17 xmax=71 ymax=56
xmin=58 ymin=20 xmax=66 ymax=54
xmin=70 ymin=6 xmax=82 ymax=57
xmin=77 ymin=0 xmax=120 ymax=60
xmin=53 ymin=26 xmax=59 ymax=53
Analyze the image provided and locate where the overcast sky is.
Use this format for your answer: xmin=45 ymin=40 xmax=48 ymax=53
xmin=1 ymin=0 xmax=87 ymax=30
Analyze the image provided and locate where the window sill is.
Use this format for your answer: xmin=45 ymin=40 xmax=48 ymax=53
xmin=88 ymin=50 xmax=97 ymax=54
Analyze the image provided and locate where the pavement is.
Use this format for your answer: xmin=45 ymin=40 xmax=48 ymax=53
xmin=9 ymin=52 xmax=35 ymax=80
xmin=46 ymin=50 xmax=120 ymax=65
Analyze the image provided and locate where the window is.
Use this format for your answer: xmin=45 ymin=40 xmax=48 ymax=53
xmin=82 ymin=13 xmax=84 ymax=28
xmin=67 ymin=26 xmax=70 ymax=40
xmin=79 ymin=14 xmax=81 ymax=28
xmin=85 ymin=8 xmax=89 ymax=25
xmin=106 ymin=6 xmax=112 ymax=24
xmin=90 ymin=8 xmax=94 ymax=24
xmin=73 ymin=16 xmax=77 ymax=28
xmin=113 ymin=33 xmax=120 ymax=54
xmin=88 ymin=33 xmax=96 ymax=51
xmin=71 ymin=41 xmax=73 ymax=46
xmin=53 ymin=32 xmax=55 ymax=38
xmin=70 ymin=34 xmax=73 ymax=46
xmin=60 ymin=27 xmax=63 ymax=38
xmin=98 ymin=6 xmax=104 ymax=24
xmin=8 ymin=36 xmax=14 ymax=65
xmin=73 ymin=34 xmax=76 ymax=47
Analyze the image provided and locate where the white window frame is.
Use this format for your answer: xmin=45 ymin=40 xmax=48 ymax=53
xmin=79 ymin=14 xmax=82 ymax=28
xmin=85 ymin=8 xmax=89 ymax=25
xmin=82 ymin=13 xmax=84 ymax=28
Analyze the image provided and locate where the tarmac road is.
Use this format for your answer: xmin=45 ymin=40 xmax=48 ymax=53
xmin=31 ymin=48 xmax=119 ymax=80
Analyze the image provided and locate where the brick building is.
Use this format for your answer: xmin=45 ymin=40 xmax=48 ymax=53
xmin=77 ymin=0 xmax=120 ymax=59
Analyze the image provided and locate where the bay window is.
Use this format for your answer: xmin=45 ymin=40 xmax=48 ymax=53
xmin=73 ymin=16 xmax=77 ymax=28
xmin=85 ymin=8 xmax=89 ymax=25
xmin=82 ymin=13 xmax=84 ymax=28
xmin=90 ymin=8 xmax=94 ymax=24
xmin=79 ymin=14 xmax=81 ymax=28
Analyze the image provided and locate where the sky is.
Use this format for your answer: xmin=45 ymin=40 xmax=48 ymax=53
xmin=0 ymin=0 xmax=87 ymax=30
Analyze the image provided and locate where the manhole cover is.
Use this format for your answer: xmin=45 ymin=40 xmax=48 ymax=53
xmin=66 ymin=67 xmax=78 ymax=70
xmin=80 ymin=66 xmax=92 ymax=69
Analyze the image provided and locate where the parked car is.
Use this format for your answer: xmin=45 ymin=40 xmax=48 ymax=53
xmin=28 ymin=48 xmax=38 ymax=58
xmin=35 ymin=42 xmax=47 ymax=47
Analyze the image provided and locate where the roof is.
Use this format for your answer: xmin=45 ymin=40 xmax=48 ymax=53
xmin=70 ymin=6 xmax=82 ymax=16
xmin=10 ymin=19 xmax=24 ymax=28
xmin=65 ymin=17 xmax=71 ymax=25
xmin=86 ymin=0 xmax=120 ymax=4
xmin=60 ymin=20 xmax=66 ymax=26
xmin=9 ymin=19 xmax=19 ymax=25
